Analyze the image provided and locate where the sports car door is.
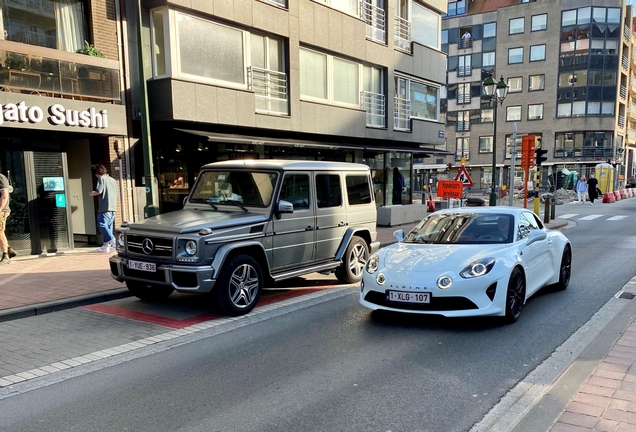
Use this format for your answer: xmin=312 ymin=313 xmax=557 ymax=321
xmin=517 ymin=212 xmax=554 ymax=294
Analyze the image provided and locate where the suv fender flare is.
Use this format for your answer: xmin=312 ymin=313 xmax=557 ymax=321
xmin=335 ymin=228 xmax=371 ymax=261
xmin=211 ymin=241 xmax=270 ymax=279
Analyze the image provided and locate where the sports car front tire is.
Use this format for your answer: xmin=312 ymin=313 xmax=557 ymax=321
xmin=554 ymin=246 xmax=571 ymax=291
xmin=504 ymin=267 xmax=525 ymax=324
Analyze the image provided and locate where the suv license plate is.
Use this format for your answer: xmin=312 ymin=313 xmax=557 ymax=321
xmin=128 ymin=260 xmax=156 ymax=272
xmin=387 ymin=291 xmax=431 ymax=304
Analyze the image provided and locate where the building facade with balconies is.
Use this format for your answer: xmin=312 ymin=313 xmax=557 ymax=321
xmin=128 ymin=0 xmax=449 ymax=211
xmin=0 ymin=0 xmax=131 ymax=255
xmin=441 ymin=0 xmax=633 ymax=193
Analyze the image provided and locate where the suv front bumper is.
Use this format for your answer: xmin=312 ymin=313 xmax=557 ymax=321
xmin=109 ymin=255 xmax=217 ymax=293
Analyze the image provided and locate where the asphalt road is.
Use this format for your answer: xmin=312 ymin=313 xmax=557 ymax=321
xmin=1 ymin=200 xmax=636 ymax=432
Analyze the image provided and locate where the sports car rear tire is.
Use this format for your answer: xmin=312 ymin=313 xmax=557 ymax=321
xmin=504 ymin=268 xmax=525 ymax=324
xmin=554 ymin=246 xmax=571 ymax=291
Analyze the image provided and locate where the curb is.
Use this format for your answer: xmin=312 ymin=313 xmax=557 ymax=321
xmin=0 ymin=288 xmax=131 ymax=323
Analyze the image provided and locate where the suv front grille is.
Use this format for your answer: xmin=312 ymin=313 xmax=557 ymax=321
xmin=127 ymin=235 xmax=173 ymax=257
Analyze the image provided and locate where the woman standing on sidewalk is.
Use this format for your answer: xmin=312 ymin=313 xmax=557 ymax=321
xmin=576 ymin=176 xmax=587 ymax=204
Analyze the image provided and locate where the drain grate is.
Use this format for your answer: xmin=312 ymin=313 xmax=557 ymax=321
xmin=618 ymin=292 xmax=636 ymax=300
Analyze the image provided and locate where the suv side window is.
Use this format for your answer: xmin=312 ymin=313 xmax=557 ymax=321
xmin=346 ymin=175 xmax=372 ymax=205
xmin=316 ymin=174 xmax=342 ymax=208
xmin=280 ymin=174 xmax=310 ymax=210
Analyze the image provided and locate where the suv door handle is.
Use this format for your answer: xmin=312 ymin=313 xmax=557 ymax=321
xmin=306 ymin=226 xmax=313 ymax=231
xmin=338 ymin=222 xmax=346 ymax=227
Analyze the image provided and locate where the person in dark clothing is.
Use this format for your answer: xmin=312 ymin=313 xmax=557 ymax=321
xmin=586 ymin=175 xmax=599 ymax=205
xmin=392 ymin=167 xmax=405 ymax=205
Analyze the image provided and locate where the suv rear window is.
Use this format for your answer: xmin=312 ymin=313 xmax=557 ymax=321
xmin=346 ymin=175 xmax=372 ymax=205
xmin=316 ymin=174 xmax=342 ymax=208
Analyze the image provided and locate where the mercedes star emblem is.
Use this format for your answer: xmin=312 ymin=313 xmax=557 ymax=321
xmin=142 ymin=238 xmax=154 ymax=254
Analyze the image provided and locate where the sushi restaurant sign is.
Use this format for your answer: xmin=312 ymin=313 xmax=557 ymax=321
xmin=0 ymin=93 xmax=126 ymax=135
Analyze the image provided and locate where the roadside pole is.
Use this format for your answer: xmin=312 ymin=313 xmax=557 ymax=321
xmin=509 ymin=123 xmax=517 ymax=207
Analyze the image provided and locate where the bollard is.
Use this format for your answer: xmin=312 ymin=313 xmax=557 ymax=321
xmin=544 ymin=196 xmax=550 ymax=224
xmin=550 ymin=201 xmax=556 ymax=220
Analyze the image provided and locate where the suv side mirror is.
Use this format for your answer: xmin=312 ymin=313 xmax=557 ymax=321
xmin=526 ymin=229 xmax=547 ymax=246
xmin=276 ymin=200 xmax=294 ymax=214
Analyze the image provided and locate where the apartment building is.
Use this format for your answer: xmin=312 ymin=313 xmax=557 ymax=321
xmin=0 ymin=0 xmax=131 ymax=255
xmin=441 ymin=0 xmax=633 ymax=193
xmin=128 ymin=0 xmax=449 ymax=212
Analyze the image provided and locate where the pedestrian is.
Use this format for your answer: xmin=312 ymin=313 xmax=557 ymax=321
xmin=628 ymin=176 xmax=636 ymax=188
xmin=392 ymin=167 xmax=405 ymax=205
xmin=0 ymin=173 xmax=18 ymax=264
xmin=462 ymin=31 xmax=472 ymax=39
xmin=90 ymin=164 xmax=118 ymax=253
xmin=575 ymin=176 xmax=587 ymax=204
xmin=586 ymin=174 xmax=599 ymax=206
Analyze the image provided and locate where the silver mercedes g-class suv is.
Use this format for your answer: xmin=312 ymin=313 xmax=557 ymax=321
xmin=109 ymin=160 xmax=379 ymax=316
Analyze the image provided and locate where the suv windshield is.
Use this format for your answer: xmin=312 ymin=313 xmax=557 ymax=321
xmin=189 ymin=170 xmax=279 ymax=208
xmin=404 ymin=213 xmax=514 ymax=244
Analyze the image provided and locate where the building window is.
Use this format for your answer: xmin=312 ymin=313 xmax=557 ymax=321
xmin=509 ymin=18 xmax=524 ymax=35
xmin=409 ymin=80 xmax=439 ymax=121
xmin=457 ymin=55 xmax=472 ymax=76
xmin=530 ymin=44 xmax=546 ymax=61
xmin=480 ymin=109 xmax=493 ymax=123
xmin=151 ymin=10 xmax=167 ymax=76
xmin=300 ymin=49 xmax=327 ymax=99
xmin=505 ymin=135 xmax=523 ymax=159
xmin=455 ymin=138 xmax=469 ymax=160
xmin=508 ymin=47 xmax=523 ymax=64
xmin=482 ymin=52 xmax=495 ymax=67
xmin=528 ymin=104 xmax=543 ymax=120
xmin=333 ymin=57 xmax=359 ymax=104
xmin=318 ymin=0 xmax=358 ymax=16
xmin=0 ymin=0 xmax=88 ymax=52
xmin=531 ymin=14 xmax=547 ymax=31
xmin=483 ymin=22 xmax=496 ymax=38
xmin=529 ymin=74 xmax=545 ymax=91
xmin=479 ymin=136 xmax=493 ymax=153
xmin=562 ymin=10 xmax=576 ymax=26
xmin=445 ymin=0 xmax=466 ymax=17
xmin=412 ymin=2 xmax=439 ymax=50
xmin=508 ymin=77 xmax=522 ymax=93
xmin=506 ymin=106 xmax=521 ymax=121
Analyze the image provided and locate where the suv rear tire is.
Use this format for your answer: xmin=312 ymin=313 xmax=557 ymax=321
xmin=215 ymin=254 xmax=263 ymax=316
xmin=126 ymin=281 xmax=174 ymax=301
xmin=335 ymin=236 xmax=369 ymax=284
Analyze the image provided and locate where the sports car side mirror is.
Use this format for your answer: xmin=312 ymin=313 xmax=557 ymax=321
xmin=393 ymin=229 xmax=404 ymax=242
xmin=526 ymin=230 xmax=547 ymax=246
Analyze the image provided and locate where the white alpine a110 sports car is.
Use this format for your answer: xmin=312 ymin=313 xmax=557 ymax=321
xmin=360 ymin=207 xmax=572 ymax=323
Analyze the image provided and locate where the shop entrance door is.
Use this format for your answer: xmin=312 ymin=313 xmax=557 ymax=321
xmin=0 ymin=146 xmax=30 ymax=253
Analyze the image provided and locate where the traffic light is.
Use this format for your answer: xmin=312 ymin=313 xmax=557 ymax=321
xmin=535 ymin=146 xmax=548 ymax=167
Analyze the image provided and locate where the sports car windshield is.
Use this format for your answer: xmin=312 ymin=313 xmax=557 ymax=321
xmin=404 ymin=213 xmax=515 ymax=244
xmin=189 ymin=170 xmax=279 ymax=208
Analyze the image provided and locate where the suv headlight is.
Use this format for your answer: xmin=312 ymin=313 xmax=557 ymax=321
xmin=185 ymin=240 xmax=197 ymax=256
xmin=460 ymin=257 xmax=496 ymax=278
xmin=117 ymin=233 xmax=125 ymax=248
xmin=366 ymin=253 xmax=380 ymax=274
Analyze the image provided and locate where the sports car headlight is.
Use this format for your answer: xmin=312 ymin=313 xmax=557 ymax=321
xmin=185 ymin=240 xmax=197 ymax=256
xmin=117 ymin=233 xmax=125 ymax=248
xmin=366 ymin=254 xmax=380 ymax=274
xmin=460 ymin=257 xmax=496 ymax=279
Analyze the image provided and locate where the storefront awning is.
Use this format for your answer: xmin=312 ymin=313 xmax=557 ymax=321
xmin=175 ymin=129 xmax=451 ymax=156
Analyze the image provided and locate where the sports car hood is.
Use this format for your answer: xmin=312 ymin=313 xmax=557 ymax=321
xmin=126 ymin=210 xmax=269 ymax=234
xmin=379 ymin=242 xmax=511 ymax=273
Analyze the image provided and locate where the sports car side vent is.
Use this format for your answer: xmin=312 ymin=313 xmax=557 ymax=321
xmin=486 ymin=282 xmax=497 ymax=301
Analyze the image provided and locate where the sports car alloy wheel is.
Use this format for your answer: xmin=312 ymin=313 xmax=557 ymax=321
xmin=505 ymin=268 xmax=525 ymax=324
xmin=336 ymin=236 xmax=369 ymax=284
xmin=556 ymin=246 xmax=571 ymax=291
xmin=216 ymin=254 xmax=263 ymax=316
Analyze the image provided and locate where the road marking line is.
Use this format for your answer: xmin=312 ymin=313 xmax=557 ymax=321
xmin=558 ymin=214 xmax=578 ymax=219
xmin=578 ymin=214 xmax=603 ymax=220
xmin=607 ymin=215 xmax=629 ymax=221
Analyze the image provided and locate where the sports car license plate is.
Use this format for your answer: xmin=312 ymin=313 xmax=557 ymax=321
xmin=387 ymin=291 xmax=431 ymax=304
xmin=128 ymin=260 xmax=156 ymax=272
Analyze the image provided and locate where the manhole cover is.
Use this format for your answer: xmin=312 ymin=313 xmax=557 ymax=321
xmin=618 ymin=292 xmax=636 ymax=300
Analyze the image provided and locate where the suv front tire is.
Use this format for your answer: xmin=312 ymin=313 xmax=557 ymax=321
xmin=215 ymin=254 xmax=263 ymax=316
xmin=335 ymin=236 xmax=369 ymax=284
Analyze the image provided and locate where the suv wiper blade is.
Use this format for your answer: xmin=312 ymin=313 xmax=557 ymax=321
xmin=190 ymin=198 xmax=218 ymax=210
xmin=225 ymin=200 xmax=248 ymax=212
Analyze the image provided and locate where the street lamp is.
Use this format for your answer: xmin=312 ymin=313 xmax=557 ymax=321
xmin=483 ymin=74 xmax=509 ymax=206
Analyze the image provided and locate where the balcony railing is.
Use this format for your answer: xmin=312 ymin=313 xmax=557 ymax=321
xmin=621 ymin=85 xmax=628 ymax=100
xmin=457 ymin=65 xmax=472 ymax=77
xmin=554 ymin=147 xmax=614 ymax=158
xmin=455 ymin=121 xmax=470 ymax=132
xmin=0 ymin=50 xmax=120 ymax=102
xmin=457 ymin=38 xmax=473 ymax=49
xmin=622 ymin=55 xmax=629 ymax=71
xmin=360 ymin=0 xmax=386 ymax=44
xmin=361 ymin=90 xmax=386 ymax=128
xmin=619 ymin=115 xmax=626 ymax=129
xmin=247 ymin=66 xmax=288 ymax=115
xmin=394 ymin=15 xmax=411 ymax=53
xmin=456 ymin=93 xmax=471 ymax=104
xmin=394 ymin=96 xmax=411 ymax=131
xmin=625 ymin=25 xmax=632 ymax=40
xmin=454 ymin=151 xmax=469 ymax=161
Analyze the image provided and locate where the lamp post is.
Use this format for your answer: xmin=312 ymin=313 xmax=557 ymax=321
xmin=483 ymin=74 xmax=509 ymax=206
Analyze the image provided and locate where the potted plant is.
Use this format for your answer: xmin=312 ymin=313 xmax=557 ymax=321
xmin=75 ymin=41 xmax=105 ymax=58
xmin=5 ymin=53 xmax=29 ymax=70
